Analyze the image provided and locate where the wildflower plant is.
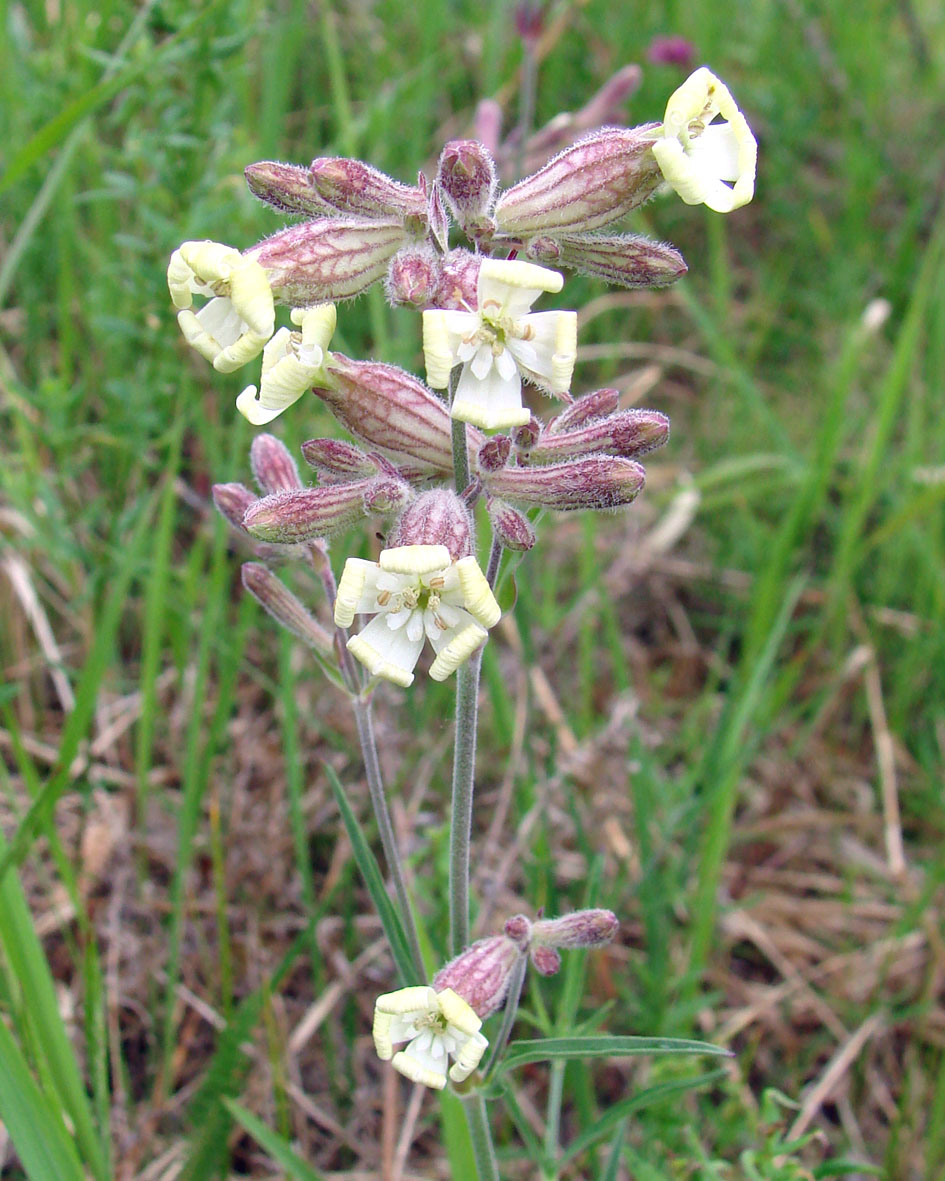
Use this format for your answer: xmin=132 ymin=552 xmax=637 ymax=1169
xmin=168 ymin=64 xmax=757 ymax=1176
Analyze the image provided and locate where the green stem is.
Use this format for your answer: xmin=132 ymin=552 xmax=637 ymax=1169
xmin=451 ymin=414 xmax=471 ymax=493
xmin=449 ymin=647 xmax=482 ymax=956
xmin=351 ymin=695 xmax=425 ymax=977
xmin=461 ymin=1093 xmax=499 ymax=1181
xmin=483 ymin=953 xmax=527 ymax=1078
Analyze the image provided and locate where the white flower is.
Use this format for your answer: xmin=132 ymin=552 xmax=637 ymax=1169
xmin=651 ymin=67 xmax=757 ymax=214
xmin=168 ymin=240 xmax=276 ymax=373
xmin=373 ymin=986 xmax=489 ymax=1091
xmin=236 ymin=304 xmax=337 ymax=425
xmin=423 ymin=259 xmax=577 ymax=431
xmin=333 ymin=545 xmax=501 ymax=687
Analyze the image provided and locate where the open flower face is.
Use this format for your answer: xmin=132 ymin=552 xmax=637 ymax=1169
xmin=333 ymin=545 xmax=501 ymax=686
xmin=168 ymin=240 xmax=276 ymax=373
xmin=423 ymin=259 xmax=577 ymax=431
xmin=236 ymin=304 xmax=336 ymax=425
xmin=651 ymin=67 xmax=757 ymax=214
xmin=373 ymin=987 xmax=489 ymax=1090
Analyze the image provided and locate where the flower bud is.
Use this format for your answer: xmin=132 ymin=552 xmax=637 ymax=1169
xmin=386 ymin=490 xmax=473 ymax=559
xmin=436 ymin=140 xmax=497 ymax=231
xmin=503 ymin=915 xmax=532 ymax=945
xmin=526 ymin=233 xmax=687 ymax=289
xmin=518 ymin=409 xmax=670 ymax=464
xmin=477 ymin=435 xmax=511 ymax=473
xmin=546 ymin=388 xmax=620 ymax=433
xmin=247 ymin=219 xmax=409 ymax=303
xmin=432 ymin=935 xmax=525 ymax=1020
xmin=244 ymin=161 xmax=335 ymax=216
xmin=482 ymin=456 xmax=646 ymax=511
xmin=243 ymin=477 xmax=410 ymax=543
xmin=647 ymin=35 xmax=696 ymax=68
xmin=315 ymin=355 xmax=480 ymax=476
xmin=385 ymin=244 xmax=442 ymax=308
xmin=434 ymin=250 xmax=481 ymax=310
xmin=530 ymin=945 xmax=562 ymax=976
xmin=487 ymin=497 xmax=536 ymax=552
xmin=300 ymin=438 xmax=380 ymax=484
xmin=510 ymin=419 xmax=540 ymax=451
xmin=309 ymin=157 xmax=427 ymax=222
xmin=531 ymin=909 xmax=620 ymax=949
xmin=250 ymin=433 xmax=303 ymax=494
xmin=212 ymin=483 xmax=258 ymax=532
xmin=427 ymin=181 xmax=450 ymax=252
xmin=241 ymin=563 xmax=334 ymax=655
xmin=494 ymin=126 xmax=663 ymax=236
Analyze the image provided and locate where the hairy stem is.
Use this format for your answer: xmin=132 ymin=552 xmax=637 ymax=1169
xmin=449 ymin=646 xmax=482 ymax=955
xmin=462 ymin=1093 xmax=499 ymax=1181
xmin=351 ymin=695 xmax=425 ymax=977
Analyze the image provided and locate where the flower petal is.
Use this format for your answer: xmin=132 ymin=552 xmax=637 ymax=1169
xmin=428 ymin=620 xmax=488 ymax=681
xmin=451 ymin=360 xmax=530 ymax=431
xmin=379 ymin=545 xmax=452 ymax=576
xmin=334 ymin=558 xmax=383 ymax=626
xmin=455 ymin=556 xmax=501 ymax=628
xmin=347 ymin=614 xmax=425 ymax=686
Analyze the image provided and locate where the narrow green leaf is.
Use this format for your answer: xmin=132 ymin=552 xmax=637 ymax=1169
xmin=499 ymin=1035 xmax=730 ymax=1072
xmin=223 ymin=1100 xmax=325 ymax=1180
xmin=324 ymin=762 xmax=415 ymax=984
xmin=0 ymin=1017 xmax=85 ymax=1181
xmin=439 ymin=1090 xmax=480 ymax=1180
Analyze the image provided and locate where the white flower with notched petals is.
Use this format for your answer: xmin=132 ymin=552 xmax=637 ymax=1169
xmin=168 ymin=240 xmax=276 ymax=373
xmin=423 ymin=259 xmax=577 ymax=431
xmin=652 ymin=67 xmax=757 ymax=214
xmin=333 ymin=545 xmax=501 ymax=687
xmin=236 ymin=304 xmax=337 ymax=425
xmin=373 ymin=986 xmax=488 ymax=1090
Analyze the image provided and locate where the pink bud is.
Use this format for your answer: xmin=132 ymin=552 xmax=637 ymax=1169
xmin=518 ymin=410 xmax=670 ymax=465
xmin=477 ymin=435 xmax=512 ymax=473
xmin=427 ymin=182 xmax=450 ymax=252
xmin=386 ymin=490 xmax=473 ymax=559
xmin=503 ymin=915 xmax=532 ymax=945
xmin=482 ymin=455 xmax=646 ymax=511
xmin=247 ymin=219 xmax=408 ymax=303
xmin=531 ymin=909 xmax=619 ymax=949
xmin=309 ymin=157 xmax=427 ymax=222
xmin=437 ymin=140 xmax=497 ymax=231
xmin=212 ymin=483 xmax=258 ymax=532
xmin=250 ymin=434 xmax=303 ymax=494
xmin=435 ymin=250 xmax=481 ymax=310
xmin=316 ymin=355 xmax=481 ymax=476
xmin=385 ymin=244 xmax=442 ymax=308
xmin=530 ymin=946 xmax=562 ymax=977
xmin=433 ymin=935 xmax=525 ymax=1019
xmin=510 ymin=419 xmax=540 ymax=451
xmin=527 ymin=233 xmax=688 ymax=289
xmin=300 ymin=438 xmax=379 ymax=484
xmin=547 ymin=389 xmax=620 ymax=433
xmin=243 ymin=477 xmax=410 ymax=543
xmin=646 ymin=35 xmax=697 ymax=68
xmin=494 ymin=126 xmax=663 ymax=236
xmin=244 ymin=161 xmax=335 ymax=217
xmin=488 ymin=498 xmax=536 ymax=552
xmin=241 ymin=563 xmax=334 ymax=655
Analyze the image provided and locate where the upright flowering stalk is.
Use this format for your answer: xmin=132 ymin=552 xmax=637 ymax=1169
xmin=423 ymin=259 xmax=577 ymax=430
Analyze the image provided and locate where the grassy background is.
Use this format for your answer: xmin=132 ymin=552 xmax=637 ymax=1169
xmin=2 ymin=0 xmax=944 ymax=1176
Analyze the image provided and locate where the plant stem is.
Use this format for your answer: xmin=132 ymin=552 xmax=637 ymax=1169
xmin=483 ymin=953 xmax=527 ymax=1078
xmin=449 ymin=646 xmax=482 ymax=956
xmin=515 ymin=36 xmax=538 ymax=182
xmin=451 ymin=416 xmax=471 ymax=493
xmin=461 ymin=1093 xmax=499 ymax=1181
xmin=351 ymin=694 xmax=425 ymax=977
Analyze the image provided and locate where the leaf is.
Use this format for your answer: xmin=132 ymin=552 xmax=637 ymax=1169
xmin=223 ymin=1100 xmax=325 ymax=1180
xmin=498 ymin=1035 xmax=731 ymax=1072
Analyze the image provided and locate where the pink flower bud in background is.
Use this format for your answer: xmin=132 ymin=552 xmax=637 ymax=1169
xmin=249 ymin=433 xmax=303 ymax=494
xmin=436 ymin=140 xmax=498 ymax=232
xmin=518 ymin=409 xmax=670 ymax=465
xmin=385 ymin=244 xmax=442 ymax=308
xmin=243 ymin=477 xmax=410 ymax=543
xmin=482 ymin=455 xmax=646 ymax=511
xmin=247 ymin=219 xmax=409 ymax=303
xmin=300 ymin=438 xmax=380 ymax=484
xmin=241 ymin=563 xmax=334 ymax=655
xmin=474 ymin=99 xmax=503 ymax=155
xmin=432 ymin=935 xmax=526 ymax=1020
xmin=531 ymin=909 xmax=620 ymax=949
xmin=526 ymin=233 xmax=688 ymax=289
xmin=309 ymin=157 xmax=428 ymax=222
xmin=477 ymin=435 xmax=512 ymax=473
xmin=435 ymin=250 xmax=481 ymax=310
xmin=386 ymin=490 xmax=473 ymax=559
xmin=646 ymin=35 xmax=697 ymax=69
xmin=244 ymin=161 xmax=335 ymax=217
xmin=546 ymin=388 xmax=620 ymax=433
xmin=530 ymin=945 xmax=562 ymax=976
xmin=494 ymin=126 xmax=663 ymax=236
xmin=212 ymin=483 xmax=258 ymax=533
xmin=503 ymin=914 xmax=532 ymax=945
xmin=315 ymin=355 xmax=480 ymax=476
xmin=487 ymin=497 xmax=536 ymax=552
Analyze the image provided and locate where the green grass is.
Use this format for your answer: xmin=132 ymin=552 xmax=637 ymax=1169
xmin=1 ymin=0 xmax=943 ymax=1175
